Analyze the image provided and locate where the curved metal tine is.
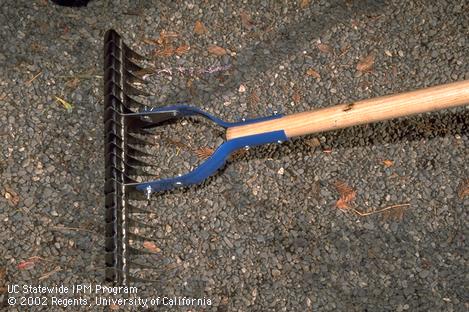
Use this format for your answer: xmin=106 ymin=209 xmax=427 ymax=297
xmin=128 ymin=217 xmax=162 ymax=230
xmin=105 ymin=66 xmax=146 ymax=86
xmin=103 ymin=36 xmax=148 ymax=62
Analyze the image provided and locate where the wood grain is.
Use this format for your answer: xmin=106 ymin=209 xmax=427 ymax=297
xmin=226 ymin=80 xmax=469 ymax=140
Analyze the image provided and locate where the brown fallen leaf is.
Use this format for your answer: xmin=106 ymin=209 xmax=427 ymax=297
xmin=194 ymin=20 xmax=207 ymax=35
xmin=333 ymin=180 xmax=357 ymax=210
xmin=208 ymin=45 xmax=227 ymax=56
xmin=317 ymin=43 xmax=332 ymax=54
xmin=175 ymin=44 xmax=190 ymax=56
xmin=154 ymin=45 xmax=175 ymax=57
xmin=142 ymin=38 xmax=159 ymax=45
xmin=4 ymin=186 xmax=19 ymax=207
xmin=240 ymin=11 xmax=254 ymax=29
xmin=299 ymin=0 xmax=311 ymax=8
xmin=306 ymin=68 xmax=321 ymax=79
xmin=356 ymin=53 xmax=375 ymax=73
xmin=143 ymin=241 xmax=161 ymax=253
xmin=292 ymin=91 xmax=302 ymax=104
xmin=249 ymin=90 xmax=260 ymax=106
xmin=305 ymin=137 xmax=321 ymax=148
xmin=458 ymin=179 xmax=469 ymax=199
xmin=160 ymin=30 xmax=178 ymax=41
xmin=195 ymin=147 xmax=215 ymax=160
xmin=382 ymin=159 xmax=394 ymax=168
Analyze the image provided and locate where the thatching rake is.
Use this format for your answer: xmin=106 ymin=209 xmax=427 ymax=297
xmin=103 ymin=29 xmax=469 ymax=285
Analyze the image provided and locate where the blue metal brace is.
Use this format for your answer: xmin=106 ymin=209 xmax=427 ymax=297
xmin=125 ymin=105 xmax=287 ymax=194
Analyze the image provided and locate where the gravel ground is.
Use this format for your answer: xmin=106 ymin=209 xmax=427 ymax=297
xmin=0 ymin=0 xmax=468 ymax=311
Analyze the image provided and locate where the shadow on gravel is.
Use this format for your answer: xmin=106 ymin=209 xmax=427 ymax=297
xmin=165 ymin=0 xmax=387 ymax=105
xmin=236 ymin=109 xmax=469 ymax=163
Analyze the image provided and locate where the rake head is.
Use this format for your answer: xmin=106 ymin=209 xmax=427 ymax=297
xmin=103 ymin=29 xmax=286 ymax=285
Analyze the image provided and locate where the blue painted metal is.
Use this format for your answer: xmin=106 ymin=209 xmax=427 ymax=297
xmin=128 ymin=130 xmax=287 ymax=193
xmin=126 ymin=104 xmax=283 ymax=128
xmin=124 ymin=104 xmax=288 ymax=194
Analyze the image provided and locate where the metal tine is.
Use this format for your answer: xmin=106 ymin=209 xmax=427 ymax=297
xmin=125 ymin=153 xmax=155 ymax=168
xmin=104 ymin=168 xmax=138 ymax=184
xmin=105 ymin=152 xmax=156 ymax=176
xmin=123 ymin=94 xmax=149 ymax=108
xmin=128 ymin=217 xmax=162 ymax=230
xmin=104 ymin=72 xmax=149 ymax=98
xmin=127 ymin=145 xmax=156 ymax=158
xmin=104 ymin=66 xmax=146 ymax=86
xmin=103 ymin=38 xmax=148 ymax=62
xmin=126 ymin=133 xmax=155 ymax=146
xmin=104 ymin=52 xmax=146 ymax=78
xmin=106 ymin=141 xmax=155 ymax=161
xmin=124 ymin=82 xmax=151 ymax=97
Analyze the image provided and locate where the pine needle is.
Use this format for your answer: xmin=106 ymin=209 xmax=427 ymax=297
xmin=352 ymin=203 xmax=410 ymax=217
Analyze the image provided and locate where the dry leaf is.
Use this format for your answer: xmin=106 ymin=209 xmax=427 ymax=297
xmin=305 ymin=137 xmax=321 ymax=148
xmin=317 ymin=43 xmax=332 ymax=54
xmin=143 ymin=241 xmax=161 ymax=253
xmin=306 ymin=68 xmax=321 ymax=79
xmin=160 ymin=30 xmax=178 ymax=40
xmin=154 ymin=46 xmax=175 ymax=57
xmin=240 ymin=11 xmax=254 ymax=29
xmin=292 ymin=91 xmax=301 ymax=104
xmin=195 ymin=147 xmax=215 ymax=160
xmin=175 ymin=44 xmax=190 ymax=55
xmin=208 ymin=45 xmax=227 ymax=56
xmin=458 ymin=179 xmax=469 ymax=199
xmin=249 ymin=90 xmax=260 ymax=106
xmin=333 ymin=180 xmax=357 ymax=210
xmin=142 ymin=38 xmax=159 ymax=45
xmin=194 ymin=20 xmax=207 ymax=35
xmin=356 ymin=53 xmax=375 ymax=72
xmin=300 ymin=0 xmax=311 ymax=8
xmin=382 ymin=159 xmax=394 ymax=168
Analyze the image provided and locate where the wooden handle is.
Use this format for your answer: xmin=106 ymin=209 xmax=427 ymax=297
xmin=226 ymin=80 xmax=469 ymax=140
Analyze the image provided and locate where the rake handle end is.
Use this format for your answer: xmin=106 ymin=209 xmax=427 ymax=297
xmin=226 ymin=80 xmax=469 ymax=140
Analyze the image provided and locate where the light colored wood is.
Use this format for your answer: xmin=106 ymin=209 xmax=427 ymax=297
xmin=226 ymin=80 xmax=469 ymax=140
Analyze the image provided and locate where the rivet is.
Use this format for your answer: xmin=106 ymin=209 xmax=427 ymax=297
xmin=277 ymin=140 xmax=283 ymax=144
xmin=241 ymin=118 xmax=246 ymax=122
xmin=273 ymin=110 xmax=278 ymax=115
xmin=175 ymin=182 xmax=182 ymax=185
xmin=244 ymin=145 xmax=250 ymax=150
xmin=145 ymin=186 xmax=152 ymax=200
